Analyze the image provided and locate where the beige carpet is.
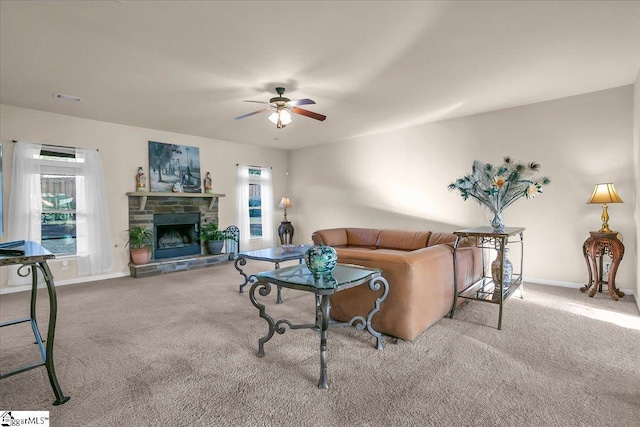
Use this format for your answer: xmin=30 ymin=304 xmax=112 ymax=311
xmin=1 ymin=260 xmax=639 ymax=426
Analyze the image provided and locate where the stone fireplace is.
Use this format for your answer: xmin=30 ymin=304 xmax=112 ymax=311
xmin=154 ymin=213 xmax=201 ymax=259
xmin=126 ymin=191 xmax=227 ymax=277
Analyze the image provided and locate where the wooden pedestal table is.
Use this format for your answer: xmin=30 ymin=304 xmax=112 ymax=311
xmin=581 ymin=231 xmax=625 ymax=301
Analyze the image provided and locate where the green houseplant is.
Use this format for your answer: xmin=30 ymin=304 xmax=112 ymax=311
xmin=200 ymin=221 xmax=228 ymax=255
xmin=127 ymin=225 xmax=153 ymax=264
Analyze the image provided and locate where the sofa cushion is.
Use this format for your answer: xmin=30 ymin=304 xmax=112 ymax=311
xmin=346 ymin=228 xmax=381 ymax=248
xmin=376 ymin=229 xmax=431 ymax=251
xmin=312 ymin=228 xmax=348 ymax=247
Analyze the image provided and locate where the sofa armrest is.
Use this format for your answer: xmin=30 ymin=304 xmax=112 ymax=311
xmin=332 ymin=245 xmax=457 ymax=340
xmin=331 ymin=244 xmax=482 ymax=340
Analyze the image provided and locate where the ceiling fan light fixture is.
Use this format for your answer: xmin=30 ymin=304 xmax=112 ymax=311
xmin=236 ymin=87 xmax=325 ymax=126
xmin=279 ymin=110 xmax=292 ymax=124
xmin=268 ymin=110 xmax=292 ymax=128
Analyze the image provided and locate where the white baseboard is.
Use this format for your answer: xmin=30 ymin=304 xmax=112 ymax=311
xmin=525 ymin=276 xmax=635 ymax=296
xmin=0 ymin=271 xmax=130 ymax=295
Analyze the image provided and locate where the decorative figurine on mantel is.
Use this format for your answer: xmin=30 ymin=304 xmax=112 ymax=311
xmin=204 ymin=172 xmax=213 ymax=194
xmin=135 ymin=167 xmax=147 ymax=192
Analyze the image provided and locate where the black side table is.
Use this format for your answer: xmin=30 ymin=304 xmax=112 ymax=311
xmin=278 ymin=221 xmax=294 ymax=244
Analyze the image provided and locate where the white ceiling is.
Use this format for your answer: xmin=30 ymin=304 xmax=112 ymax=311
xmin=1 ymin=1 xmax=640 ymax=150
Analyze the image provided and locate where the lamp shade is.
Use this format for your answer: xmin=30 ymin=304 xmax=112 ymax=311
xmin=279 ymin=197 xmax=292 ymax=208
xmin=587 ymin=183 xmax=623 ymax=204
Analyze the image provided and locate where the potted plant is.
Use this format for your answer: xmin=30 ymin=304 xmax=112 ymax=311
xmin=200 ymin=221 xmax=228 ymax=255
xmin=127 ymin=225 xmax=153 ymax=264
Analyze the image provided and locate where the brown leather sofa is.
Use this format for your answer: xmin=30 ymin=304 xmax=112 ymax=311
xmin=311 ymin=228 xmax=482 ymax=341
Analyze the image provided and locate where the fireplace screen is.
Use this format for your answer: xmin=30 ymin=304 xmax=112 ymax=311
xmin=153 ymin=213 xmax=201 ymax=259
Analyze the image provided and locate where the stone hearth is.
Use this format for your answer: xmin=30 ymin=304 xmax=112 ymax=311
xmin=128 ymin=253 xmax=229 ymax=278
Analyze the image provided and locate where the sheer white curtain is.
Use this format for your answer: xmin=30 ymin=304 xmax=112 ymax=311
xmin=8 ymin=142 xmax=113 ymax=283
xmin=8 ymin=142 xmax=43 ymax=243
xmin=76 ymin=148 xmax=113 ymax=276
xmin=260 ymin=168 xmax=275 ymax=248
xmin=235 ymin=165 xmax=251 ymax=251
xmin=235 ymin=165 xmax=275 ymax=250
xmin=8 ymin=142 xmax=44 ymax=285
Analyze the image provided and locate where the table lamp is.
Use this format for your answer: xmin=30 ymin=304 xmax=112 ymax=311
xmin=279 ymin=197 xmax=292 ymax=221
xmin=278 ymin=197 xmax=294 ymax=244
xmin=587 ymin=183 xmax=623 ymax=233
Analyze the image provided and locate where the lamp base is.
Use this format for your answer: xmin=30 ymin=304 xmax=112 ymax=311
xmin=599 ymin=203 xmax=612 ymax=233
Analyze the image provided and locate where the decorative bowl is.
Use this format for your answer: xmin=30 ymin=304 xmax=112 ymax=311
xmin=304 ymin=245 xmax=338 ymax=277
xmin=281 ymin=244 xmax=304 ymax=253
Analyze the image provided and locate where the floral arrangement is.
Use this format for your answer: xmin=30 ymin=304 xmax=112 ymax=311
xmin=448 ymin=156 xmax=551 ymax=230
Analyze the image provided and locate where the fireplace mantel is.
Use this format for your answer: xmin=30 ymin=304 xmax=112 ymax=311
xmin=126 ymin=192 xmax=225 ymax=210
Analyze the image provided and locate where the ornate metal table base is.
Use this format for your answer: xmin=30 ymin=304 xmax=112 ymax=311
xmin=249 ymin=269 xmax=388 ymax=390
xmin=581 ymin=231 xmax=625 ymax=301
xmin=236 ymin=258 xmax=297 ymax=304
xmin=1 ymin=246 xmax=70 ymax=406
xmin=234 ymin=246 xmax=311 ymax=304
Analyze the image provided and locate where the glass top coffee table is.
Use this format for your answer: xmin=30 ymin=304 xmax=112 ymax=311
xmin=249 ymin=263 xmax=389 ymax=389
xmin=235 ymin=245 xmax=312 ymax=303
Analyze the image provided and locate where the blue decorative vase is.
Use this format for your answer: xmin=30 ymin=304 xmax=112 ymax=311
xmin=304 ymin=245 xmax=338 ymax=277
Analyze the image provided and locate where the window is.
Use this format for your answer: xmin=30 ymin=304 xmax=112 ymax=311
xmin=236 ymin=165 xmax=274 ymax=249
xmin=248 ymin=168 xmax=263 ymax=238
xmin=39 ymin=151 xmax=79 ymax=255
xmin=8 ymin=142 xmax=113 ymax=279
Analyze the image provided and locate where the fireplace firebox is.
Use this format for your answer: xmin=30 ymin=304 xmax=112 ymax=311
xmin=153 ymin=213 xmax=201 ymax=259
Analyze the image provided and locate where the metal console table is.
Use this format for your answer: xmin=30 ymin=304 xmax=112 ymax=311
xmin=451 ymin=227 xmax=525 ymax=330
xmin=249 ymin=263 xmax=389 ymax=389
xmin=0 ymin=241 xmax=70 ymax=405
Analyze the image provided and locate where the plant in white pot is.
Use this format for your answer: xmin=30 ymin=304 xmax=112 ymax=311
xmin=200 ymin=221 xmax=229 ymax=255
xmin=127 ymin=225 xmax=153 ymax=264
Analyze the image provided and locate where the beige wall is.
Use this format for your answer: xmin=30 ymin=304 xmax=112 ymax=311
xmin=634 ymin=70 xmax=640 ymax=310
xmin=2 ymin=85 xmax=638 ymax=294
xmin=0 ymin=104 xmax=289 ymax=290
xmin=290 ymin=86 xmax=637 ymax=291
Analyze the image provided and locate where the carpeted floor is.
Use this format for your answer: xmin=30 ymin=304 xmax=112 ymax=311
xmin=1 ymin=260 xmax=639 ymax=426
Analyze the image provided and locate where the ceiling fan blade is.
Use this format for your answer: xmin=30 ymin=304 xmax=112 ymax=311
xmin=243 ymin=100 xmax=271 ymax=105
xmin=234 ymin=108 xmax=271 ymax=120
xmin=291 ymin=107 xmax=326 ymax=121
xmin=288 ymin=98 xmax=316 ymax=106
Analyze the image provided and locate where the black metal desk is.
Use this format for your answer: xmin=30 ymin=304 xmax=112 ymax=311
xmin=0 ymin=241 xmax=70 ymax=405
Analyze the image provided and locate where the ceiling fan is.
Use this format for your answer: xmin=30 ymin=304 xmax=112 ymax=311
xmin=234 ymin=87 xmax=326 ymax=129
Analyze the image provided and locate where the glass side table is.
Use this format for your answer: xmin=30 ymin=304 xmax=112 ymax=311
xmin=249 ymin=263 xmax=389 ymax=389
xmin=235 ymin=244 xmax=312 ymax=303
xmin=451 ymin=227 xmax=525 ymax=330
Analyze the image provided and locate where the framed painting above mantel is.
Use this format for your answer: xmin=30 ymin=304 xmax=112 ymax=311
xmin=148 ymin=141 xmax=201 ymax=193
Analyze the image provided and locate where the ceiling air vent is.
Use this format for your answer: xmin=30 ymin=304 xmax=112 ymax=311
xmin=54 ymin=93 xmax=83 ymax=103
